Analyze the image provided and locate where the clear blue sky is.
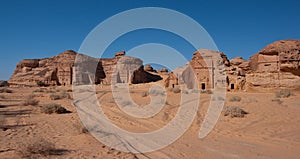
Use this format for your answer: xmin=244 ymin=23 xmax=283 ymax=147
xmin=1 ymin=0 xmax=299 ymax=80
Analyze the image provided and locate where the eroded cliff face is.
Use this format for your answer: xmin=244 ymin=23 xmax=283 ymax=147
xmin=247 ymin=40 xmax=300 ymax=88
xmin=9 ymin=50 xmax=162 ymax=86
xmin=9 ymin=50 xmax=76 ymax=86
xmin=9 ymin=40 xmax=300 ymax=90
xmin=171 ymin=40 xmax=300 ymax=91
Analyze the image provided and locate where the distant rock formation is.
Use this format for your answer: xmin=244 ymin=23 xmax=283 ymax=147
xmin=9 ymin=50 xmax=162 ymax=86
xmin=247 ymin=40 xmax=300 ymax=88
xmin=144 ymin=64 xmax=157 ymax=72
xmin=9 ymin=39 xmax=300 ymax=90
xmin=173 ymin=40 xmax=300 ymax=90
xmin=131 ymin=66 xmax=162 ymax=84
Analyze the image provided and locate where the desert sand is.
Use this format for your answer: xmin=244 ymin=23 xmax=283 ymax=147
xmin=0 ymin=83 xmax=299 ymax=159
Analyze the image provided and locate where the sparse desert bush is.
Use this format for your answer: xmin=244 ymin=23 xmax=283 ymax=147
xmin=272 ymin=98 xmax=283 ymax=104
xmin=181 ymin=90 xmax=189 ymax=94
xmin=141 ymin=91 xmax=149 ymax=97
xmin=229 ymin=96 xmax=242 ymax=102
xmin=275 ymin=89 xmax=293 ymax=98
xmin=23 ymin=96 xmax=39 ymax=106
xmin=66 ymin=89 xmax=72 ymax=92
xmin=0 ymin=88 xmax=12 ymax=93
xmin=74 ymin=122 xmax=88 ymax=134
xmin=201 ymin=90 xmax=213 ymax=94
xmin=33 ymin=88 xmax=46 ymax=93
xmin=223 ymin=106 xmax=248 ymax=118
xmin=50 ymin=92 xmax=70 ymax=100
xmin=36 ymin=81 xmax=49 ymax=87
xmin=50 ymin=94 xmax=60 ymax=100
xmin=41 ymin=103 xmax=69 ymax=114
xmin=18 ymin=137 xmax=56 ymax=158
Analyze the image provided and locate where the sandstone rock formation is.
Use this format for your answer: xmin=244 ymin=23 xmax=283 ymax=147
xmin=131 ymin=66 xmax=162 ymax=84
xmin=144 ymin=64 xmax=157 ymax=72
xmin=173 ymin=40 xmax=300 ymax=91
xmin=247 ymin=40 xmax=300 ymax=88
xmin=9 ymin=40 xmax=300 ymax=90
xmin=174 ymin=50 xmax=228 ymax=90
xmin=158 ymin=68 xmax=168 ymax=73
xmin=164 ymin=72 xmax=178 ymax=88
xmin=9 ymin=50 xmax=162 ymax=86
xmin=0 ymin=80 xmax=9 ymax=87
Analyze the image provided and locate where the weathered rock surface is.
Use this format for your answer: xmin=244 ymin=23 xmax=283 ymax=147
xmin=10 ymin=50 xmax=162 ymax=86
xmin=144 ymin=64 xmax=156 ymax=72
xmin=0 ymin=80 xmax=9 ymax=87
xmin=173 ymin=40 xmax=300 ymax=91
xmin=247 ymin=40 xmax=300 ymax=88
xmin=9 ymin=39 xmax=300 ymax=90
xmin=131 ymin=66 xmax=162 ymax=84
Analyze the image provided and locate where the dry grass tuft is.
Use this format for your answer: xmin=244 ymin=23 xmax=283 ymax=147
xmin=275 ymin=89 xmax=293 ymax=98
xmin=18 ymin=138 xmax=55 ymax=158
xmin=50 ymin=92 xmax=70 ymax=100
xmin=141 ymin=91 xmax=149 ymax=97
xmin=23 ymin=96 xmax=39 ymax=106
xmin=41 ymin=103 xmax=70 ymax=114
xmin=223 ymin=106 xmax=248 ymax=118
xmin=229 ymin=96 xmax=242 ymax=102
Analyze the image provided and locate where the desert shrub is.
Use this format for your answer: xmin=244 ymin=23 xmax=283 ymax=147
xmin=36 ymin=81 xmax=49 ymax=87
xmin=275 ymin=89 xmax=293 ymax=98
xmin=172 ymin=88 xmax=181 ymax=94
xmin=41 ymin=104 xmax=69 ymax=114
xmin=18 ymin=138 xmax=56 ymax=158
xmin=271 ymin=98 xmax=283 ymax=104
xmin=141 ymin=91 xmax=149 ymax=97
xmin=229 ymin=96 xmax=242 ymax=102
xmin=50 ymin=92 xmax=70 ymax=100
xmin=50 ymin=94 xmax=60 ymax=100
xmin=33 ymin=88 xmax=45 ymax=93
xmin=23 ymin=97 xmax=39 ymax=106
xmin=60 ymin=92 xmax=71 ymax=99
xmin=181 ymin=90 xmax=189 ymax=94
xmin=73 ymin=122 xmax=88 ymax=134
xmin=0 ymin=88 xmax=12 ymax=93
xmin=66 ymin=89 xmax=72 ymax=92
xmin=223 ymin=106 xmax=248 ymax=118
xmin=201 ymin=90 xmax=213 ymax=94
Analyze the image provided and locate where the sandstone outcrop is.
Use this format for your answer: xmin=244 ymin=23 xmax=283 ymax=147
xmin=131 ymin=66 xmax=162 ymax=84
xmin=0 ymin=80 xmax=9 ymax=87
xmin=172 ymin=40 xmax=300 ymax=91
xmin=9 ymin=50 xmax=162 ymax=86
xmin=144 ymin=64 xmax=157 ymax=72
xmin=247 ymin=40 xmax=300 ymax=88
xmin=9 ymin=40 xmax=300 ymax=90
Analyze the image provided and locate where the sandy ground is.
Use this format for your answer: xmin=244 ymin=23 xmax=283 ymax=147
xmin=0 ymin=83 xmax=299 ymax=159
